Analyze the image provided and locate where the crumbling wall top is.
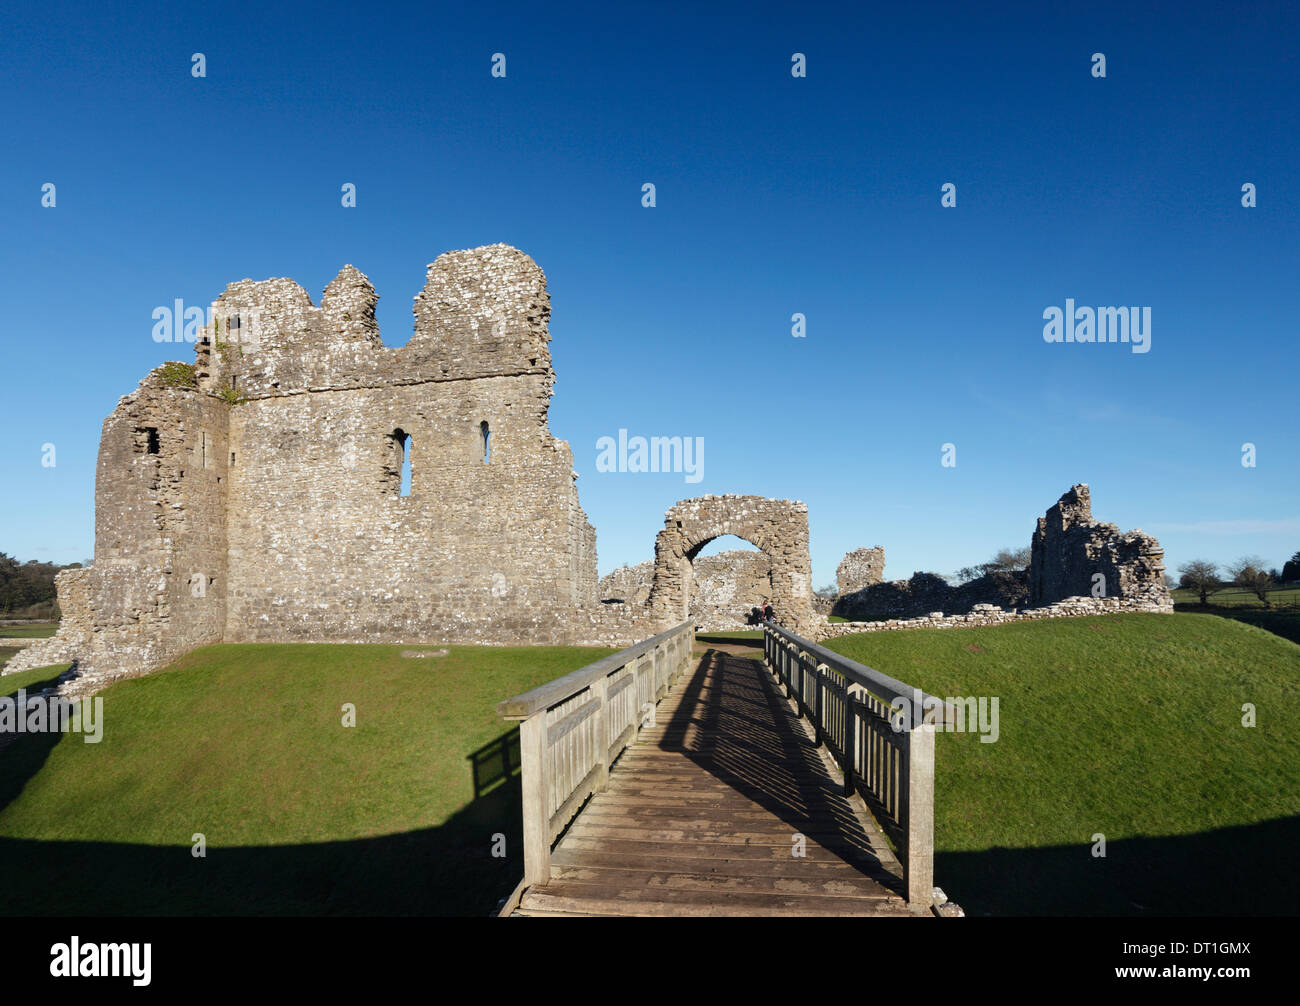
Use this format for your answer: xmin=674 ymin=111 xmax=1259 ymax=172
xmin=195 ymin=243 xmax=554 ymax=399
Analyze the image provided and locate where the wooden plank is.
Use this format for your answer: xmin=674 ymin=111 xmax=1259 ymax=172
xmin=517 ymin=882 xmax=910 ymax=917
xmin=550 ymin=847 xmax=894 ymax=879
xmin=548 ymin=864 xmax=898 ymax=899
xmin=563 ymin=821 xmax=876 ymax=854
xmin=556 ymin=835 xmax=885 ymax=865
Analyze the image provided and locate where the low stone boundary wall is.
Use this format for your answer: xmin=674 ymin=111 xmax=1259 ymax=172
xmin=818 ymin=595 xmax=1174 ymax=641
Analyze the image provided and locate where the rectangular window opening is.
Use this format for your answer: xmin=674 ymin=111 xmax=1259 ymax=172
xmin=133 ymin=427 xmax=160 ymax=455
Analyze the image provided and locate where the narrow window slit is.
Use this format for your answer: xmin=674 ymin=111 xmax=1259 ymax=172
xmin=386 ymin=428 xmax=413 ymax=496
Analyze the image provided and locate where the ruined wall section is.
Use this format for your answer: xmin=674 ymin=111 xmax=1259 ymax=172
xmin=1029 ymin=484 xmax=1172 ymax=609
xmin=217 ymin=245 xmax=596 ymax=646
xmin=598 ymin=550 xmax=774 ymax=631
xmin=690 ymin=550 xmax=774 ymax=631
xmin=648 ymin=495 xmax=816 ymax=635
xmin=224 ymin=376 xmax=589 ymax=644
xmin=836 ymin=547 xmax=885 ymax=595
xmin=7 ymin=372 xmax=230 ymax=690
xmin=198 ymin=245 xmax=555 ymax=400
xmin=567 ymin=482 xmax=598 ymax=605
xmin=598 ymin=561 xmax=655 ymax=605
xmin=832 ymin=569 xmax=1028 ymax=622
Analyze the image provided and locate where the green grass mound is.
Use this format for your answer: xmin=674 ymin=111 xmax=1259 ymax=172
xmin=824 ymin=612 xmax=1300 ymax=915
xmin=0 ymin=642 xmax=613 ymax=916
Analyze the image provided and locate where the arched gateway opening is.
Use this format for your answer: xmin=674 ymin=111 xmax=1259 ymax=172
xmin=690 ymin=537 xmax=774 ymax=631
xmin=647 ymin=494 xmax=815 ymax=635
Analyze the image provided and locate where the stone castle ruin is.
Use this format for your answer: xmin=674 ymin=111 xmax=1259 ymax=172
xmin=9 ymin=244 xmax=1169 ymax=694
xmin=831 ymin=484 xmax=1172 ymax=625
xmin=1028 ymin=484 xmax=1170 ymax=608
xmin=10 ymin=246 xmax=817 ymax=692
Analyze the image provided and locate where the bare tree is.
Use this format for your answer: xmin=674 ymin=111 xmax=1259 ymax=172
xmin=1227 ymin=556 xmax=1275 ymax=606
xmin=954 ymin=546 xmax=1032 ymax=584
xmin=1177 ymin=559 xmax=1221 ymax=605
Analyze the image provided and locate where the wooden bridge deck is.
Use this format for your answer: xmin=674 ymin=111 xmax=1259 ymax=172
xmin=513 ymin=644 xmax=919 ymax=916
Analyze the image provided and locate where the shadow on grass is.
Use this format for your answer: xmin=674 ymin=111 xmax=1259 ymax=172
xmin=467 ymin=728 xmax=520 ymax=801
xmin=1174 ymin=604 xmax=1300 ymax=646
xmin=937 ymin=816 xmax=1300 ymax=916
xmin=695 ymin=633 xmax=763 ymax=649
xmin=0 ymin=728 xmax=528 ymax=917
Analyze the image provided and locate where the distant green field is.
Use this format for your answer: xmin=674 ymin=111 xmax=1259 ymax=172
xmin=0 ymin=622 xmax=59 ymax=639
xmin=1172 ymin=585 xmax=1300 ymax=607
xmin=1171 ymin=587 xmax=1300 ymax=645
xmin=824 ymin=612 xmax=1300 ymax=916
xmin=0 ymin=641 xmax=614 ymax=916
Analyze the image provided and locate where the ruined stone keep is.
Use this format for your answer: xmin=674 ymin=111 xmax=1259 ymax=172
xmin=14 ymin=246 xmax=608 ymax=689
xmin=11 ymin=246 xmax=819 ymax=691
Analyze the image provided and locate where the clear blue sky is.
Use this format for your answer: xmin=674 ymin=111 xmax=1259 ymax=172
xmin=2 ymin=0 xmax=1296 ymax=587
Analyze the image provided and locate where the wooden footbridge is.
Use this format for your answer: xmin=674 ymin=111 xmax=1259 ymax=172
xmin=496 ymin=621 xmax=953 ymax=917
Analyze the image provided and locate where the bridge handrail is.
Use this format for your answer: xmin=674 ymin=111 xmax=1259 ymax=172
xmin=763 ymin=621 xmax=950 ymax=905
xmin=497 ymin=620 xmax=696 ymax=901
xmin=763 ymin=623 xmax=954 ymax=713
xmin=497 ymin=620 xmax=693 ymax=719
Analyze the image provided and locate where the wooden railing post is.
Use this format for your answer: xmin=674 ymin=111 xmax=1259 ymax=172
xmin=843 ymin=683 xmax=860 ymax=797
xmin=903 ymin=721 xmax=935 ymax=905
xmin=519 ymin=711 xmax=551 ymax=887
xmin=592 ymin=672 xmax=610 ymax=793
xmin=815 ymin=662 xmax=827 ymax=746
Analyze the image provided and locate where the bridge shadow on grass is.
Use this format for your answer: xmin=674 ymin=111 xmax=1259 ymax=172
xmin=0 ymin=729 xmax=529 ymax=917
xmin=658 ymin=649 xmax=903 ymax=895
xmin=937 ymin=817 xmax=1300 ymax=916
xmin=467 ymin=728 xmax=520 ymax=800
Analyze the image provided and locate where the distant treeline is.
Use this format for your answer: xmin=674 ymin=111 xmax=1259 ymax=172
xmin=0 ymin=553 xmax=84 ymax=617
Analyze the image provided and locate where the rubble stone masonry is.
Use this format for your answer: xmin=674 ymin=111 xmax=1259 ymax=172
xmin=600 ymin=548 xmax=775 ymax=632
xmin=836 ymin=547 xmax=885 ymax=595
xmin=9 ymin=246 xmax=647 ymax=694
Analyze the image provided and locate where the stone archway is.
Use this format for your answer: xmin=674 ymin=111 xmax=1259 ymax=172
xmin=647 ymin=494 xmax=815 ymax=634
